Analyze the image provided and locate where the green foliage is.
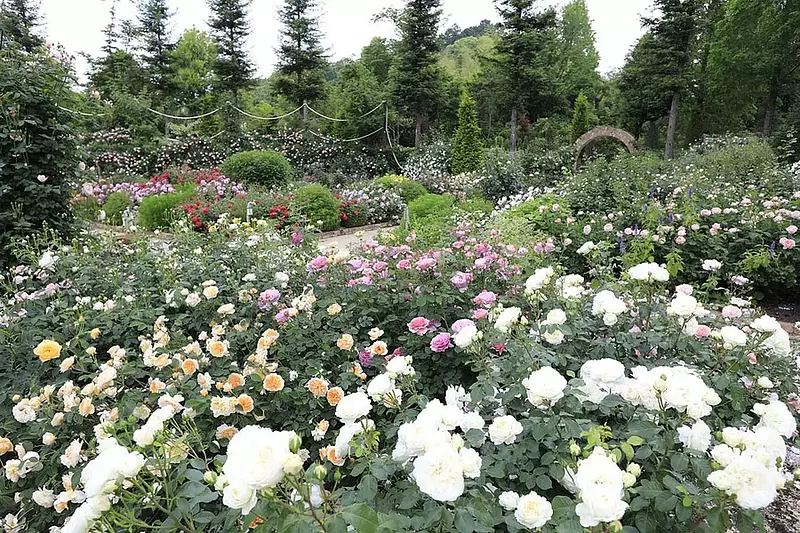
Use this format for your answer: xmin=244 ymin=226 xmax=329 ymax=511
xmin=291 ymin=183 xmax=341 ymax=231
xmin=451 ymin=91 xmax=484 ymax=174
xmin=137 ymin=0 xmax=175 ymax=98
xmin=104 ymin=192 xmax=132 ymax=226
xmin=138 ymin=188 xmax=195 ymax=230
xmin=569 ymin=91 xmax=595 ymax=141
xmin=0 ymin=48 xmax=77 ymax=268
xmin=480 ymin=147 xmax=524 ymax=200
xmin=360 ymin=37 xmax=393 ymax=82
xmin=457 ymin=196 xmax=494 ymax=214
xmin=374 ymin=174 xmax=427 ymax=203
xmin=221 ymin=150 xmax=292 ymax=187
xmin=274 ymin=0 xmax=327 ymax=106
xmin=440 ymin=33 xmax=498 ymax=83
xmin=408 ymin=193 xmax=455 ymax=220
xmin=207 ymin=0 xmax=254 ymax=102
xmin=557 ymin=0 xmax=602 ymax=101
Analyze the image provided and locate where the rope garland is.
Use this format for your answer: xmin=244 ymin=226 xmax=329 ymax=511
xmin=305 ymin=101 xmax=385 ymax=122
xmin=228 ymin=103 xmax=304 ymax=121
xmin=58 ymin=105 xmax=108 ymax=117
xmin=305 ymin=126 xmax=385 ymax=143
xmin=146 ymin=107 xmax=221 ymax=120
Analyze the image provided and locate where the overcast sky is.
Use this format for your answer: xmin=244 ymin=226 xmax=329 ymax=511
xmin=40 ymin=0 xmax=648 ymax=82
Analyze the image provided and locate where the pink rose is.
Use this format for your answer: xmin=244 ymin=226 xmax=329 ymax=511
xmin=430 ymin=333 xmax=452 ymax=353
xmin=258 ymin=288 xmax=281 ymax=310
xmin=472 ymin=290 xmax=497 ymax=307
xmin=450 ymin=271 xmax=473 ymax=291
xmin=308 ymin=256 xmax=329 ymax=272
xmin=721 ymin=305 xmax=742 ymax=319
xmin=397 ymin=259 xmax=411 ymax=270
xmin=415 ymin=257 xmax=437 ymax=271
xmin=408 ymin=316 xmax=433 ymax=336
xmin=787 ymin=225 xmax=798 ymax=235
xmin=779 ymin=237 xmax=795 ymax=249
xmin=472 ymin=309 xmax=489 ymax=320
xmin=695 ymin=325 xmax=712 ymax=338
xmin=451 ymin=319 xmax=475 ymax=333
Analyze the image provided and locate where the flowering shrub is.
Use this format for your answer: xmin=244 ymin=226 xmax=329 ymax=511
xmin=0 ymin=212 xmax=797 ymax=532
xmin=340 ymin=183 xmax=406 ymax=225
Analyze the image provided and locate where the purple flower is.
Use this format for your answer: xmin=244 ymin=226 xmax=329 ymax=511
xmin=450 ymin=271 xmax=473 ymax=291
xmin=430 ymin=332 xmax=452 ymax=353
xmin=291 ymin=231 xmax=304 ymax=246
xmin=258 ymin=288 xmax=281 ymax=310
xmin=359 ymin=350 xmax=372 ymax=368
xmin=307 ymin=256 xmax=329 ymax=272
xmin=415 ymin=257 xmax=437 ymax=271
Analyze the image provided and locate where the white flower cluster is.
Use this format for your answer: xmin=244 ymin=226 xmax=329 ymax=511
xmin=627 ymin=262 xmax=670 ymax=282
xmin=524 ymin=267 xmax=555 ymax=295
xmin=752 ymin=314 xmax=792 ymax=357
xmin=492 ymin=306 xmax=524 ymax=333
xmin=555 ymin=274 xmax=585 ymax=301
xmin=133 ymin=397 xmax=182 ymax=447
xmin=592 ymin=290 xmax=627 ymax=326
xmin=498 ymin=490 xmax=554 ymax=529
xmin=61 ymin=438 xmax=145 ymax=533
xmin=573 ymin=447 xmax=629 ymax=527
xmin=219 ymin=426 xmax=304 ymax=515
xmin=578 ymin=359 xmax=628 ymax=404
xmin=622 ymin=366 xmax=721 ymax=419
xmin=522 ymin=367 xmax=567 ymax=410
xmin=392 ymin=390 xmax=485 ymax=502
xmin=708 ymin=425 xmax=790 ymax=510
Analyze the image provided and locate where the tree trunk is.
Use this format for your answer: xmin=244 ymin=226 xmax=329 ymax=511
xmin=762 ymin=68 xmax=779 ymax=138
xmin=509 ymin=107 xmax=518 ymax=154
xmin=665 ymin=91 xmax=680 ymax=159
xmin=414 ymin=116 xmax=422 ymax=148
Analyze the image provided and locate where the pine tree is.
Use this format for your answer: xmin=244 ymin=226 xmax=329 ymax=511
xmin=0 ymin=0 xmax=43 ymax=52
xmin=493 ymin=0 xmax=558 ymax=153
xmin=569 ymin=91 xmax=595 ymax=141
xmin=275 ymin=0 xmax=327 ymax=108
xmin=207 ymin=0 xmax=253 ymax=105
xmin=137 ymin=0 xmax=175 ymax=98
xmin=451 ymin=91 xmax=484 ymax=174
xmin=558 ymin=0 xmax=601 ymax=102
xmin=390 ymin=0 xmax=443 ymax=147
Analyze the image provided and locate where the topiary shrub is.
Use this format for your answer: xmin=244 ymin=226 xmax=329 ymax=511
xmin=139 ymin=188 xmax=195 ymax=230
xmin=221 ymin=150 xmax=292 ymax=187
xmin=408 ymin=194 xmax=456 ymax=220
xmin=374 ymin=174 xmax=427 ymax=203
xmin=451 ymin=91 xmax=484 ymax=174
xmin=291 ymin=184 xmax=341 ymax=231
xmin=103 ymin=192 xmax=132 ymax=226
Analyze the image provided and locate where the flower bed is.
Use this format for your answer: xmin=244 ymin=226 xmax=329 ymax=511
xmin=0 ymin=217 xmax=797 ymax=532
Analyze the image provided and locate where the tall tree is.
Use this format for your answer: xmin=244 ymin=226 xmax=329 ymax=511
xmin=0 ymin=0 xmax=43 ymax=52
xmin=172 ymin=29 xmax=218 ymax=112
xmin=493 ymin=0 xmax=558 ymax=153
xmin=557 ymin=0 xmax=601 ymax=102
xmin=570 ymin=90 xmax=595 ymax=140
xmin=451 ymin=90 xmax=484 ymax=174
xmin=360 ymin=37 xmax=393 ymax=83
xmin=207 ymin=0 xmax=253 ymax=105
xmin=390 ymin=0 xmax=443 ymax=147
xmin=708 ymin=0 xmax=800 ymax=137
xmin=617 ymin=32 xmax=673 ymax=137
xmin=643 ymin=0 xmax=698 ymax=158
xmin=275 ymin=0 xmax=327 ymax=108
xmin=137 ymin=0 xmax=175 ymax=98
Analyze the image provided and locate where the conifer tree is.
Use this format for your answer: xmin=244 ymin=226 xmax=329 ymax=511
xmin=275 ymin=0 xmax=327 ymax=108
xmin=207 ymin=0 xmax=253 ymax=105
xmin=570 ymin=91 xmax=595 ymax=141
xmin=137 ymin=0 xmax=175 ymax=98
xmin=451 ymin=91 xmax=484 ymax=174
xmin=0 ymin=0 xmax=43 ymax=52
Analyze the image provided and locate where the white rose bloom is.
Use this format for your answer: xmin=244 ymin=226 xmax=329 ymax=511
xmin=459 ymin=448 xmax=482 ymax=479
xmin=392 ymin=421 xmax=435 ymax=462
xmin=60 ymin=440 xmax=83 ymax=468
xmin=499 ymin=491 xmax=520 ymax=510
xmin=627 ymin=262 xmax=669 ymax=282
xmin=578 ymin=359 xmax=627 ymax=403
xmin=488 ymin=415 xmax=524 ymax=445
xmin=603 ymin=313 xmax=619 ymax=326
xmin=335 ymin=392 xmax=372 ymax=424
xmin=454 ymin=325 xmax=478 ymax=348
xmin=753 ymin=401 xmax=797 ymax=438
xmin=525 ymin=267 xmax=554 ymax=292
xmin=222 ymin=484 xmax=258 ymax=515
xmin=702 ymin=259 xmax=722 ymax=272
xmin=762 ymin=328 xmax=791 ymax=357
xmin=222 ymin=426 xmax=297 ymax=490
xmin=722 ymin=427 xmax=744 ymax=447
xmin=555 ymin=274 xmax=585 ymax=300
xmin=523 ymin=367 xmax=567 ymax=408
xmin=386 ymin=356 xmax=410 ymax=377
xmin=544 ymin=309 xmax=567 ymax=326
xmin=411 ymin=446 xmax=464 ymax=502
xmin=757 ymin=376 xmax=774 ymax=389
xmin=711 ymin=444 xmax=736 ymax=467
xmin=677 ymin=420 xmax=712 ymax=452
xmin=217 ymin=303 xmax=235 ymax=316
xmin=514 ymin=492 xmax=553 ymax=529
xmin=185 ymin=293 xmax=201 ymax=307
xmin=575 ymin=487 xmax=629 ymax=527
xmin=708 ymin=455 xmax=781 ymax=510
xmin=719 ymin=326 xmax=747 ymax=347
xmin=667 ymin=293 xmax=700 ymax=317
xmin=118 ymin=452 xmax=145 ymax=478
xmin=32 ymin=488 xmax=55 ymax=508
xmin=574 ymin=447 xmax=625 ymax=497
xmin=494 ymin=307 xmax=522 ymax=333
xmin=542 ymin=329 xmax=565 ymax=345
xmin=367 ymin=374 xmax=395 ymax=401
xmin=459 ymin=411 xmax=485 ymax=432
xmin=751 ymin=315 xmax=781 ymax=333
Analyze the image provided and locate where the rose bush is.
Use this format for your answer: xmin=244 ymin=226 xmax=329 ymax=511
xmin=0 ymin=209 xmax=797 ymax=532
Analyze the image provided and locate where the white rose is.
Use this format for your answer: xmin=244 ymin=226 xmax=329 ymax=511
xmin=523 ymin=367 xmax=567 ymax=408
xmin=754 ymin=401 xmax=797 ymax=438
xmin=282 ymin=454 xmax=304 ymax=475
xmin=720 ymin=326 xmax=747 ymax=347
xmin=118 ymin=452 xmax=145 ymax=478
xmin=543 ymin=329 xmax=565 ymax=345
xmin=222 ymin=484 xmax=258 ymax=515
xmin=454 ymin=325 xmax=478 ymax=348
xmin=185 ymin=293 xmax=201 ymax=307
xmin=459 ymin=448 xmax=482 ymax=478
xmin=751 ymin=315 xmax=781 ymax=333
xmin=335 ymin=392 xmax=372 ymax=424
xmin=411 ymin=447 xmax=464 ymax=502
xmin=667 ymin=293 xmax=699 ymax=317
xmin=677 ymin=420 xmax=712 ymax=452
xmin=367 ymin=374 xmax=395 ymax=401
xmin=757 ymin=376 xmax=774 ymax=389
xmin=217 ymin=303 xmax=235 ymax=316
xmin=488 ymin=415 xmax=523 ymax=445
xmin=494 ymin=307 xmax=522 ymax=333
xmin=459 ymin=411 xmax=485 ymax=432
xmin=575 ymin=488 xmax=628 ymax=527
xmin=544 ymin=309 xmax=567 ymax=325
xmin=386 ymin=356 xmax=409 ymax=377
xmin=514 ymin=492 xmax=553 ymax=529
xmin=711 ymin=444 xmax=735 ymax=467
xmin=499 ymin=490 xmax=520 ymax=510
xmin=32 ymin=488 xmax=55 ymax=508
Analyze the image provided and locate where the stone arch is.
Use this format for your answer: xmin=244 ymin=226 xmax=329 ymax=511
xmin=574 ymin=127 xmax=637 ymax=172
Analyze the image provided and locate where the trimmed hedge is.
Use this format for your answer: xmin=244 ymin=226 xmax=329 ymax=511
xmin=139 ymin=188 xmax=195 ymax=230
xmin=221 ymin=150 xmax=292 ymax=187
xmin=291 ymin=184 xmax=341 ymax=232
xmin=374 ymin=174 xmax=428 ymax=203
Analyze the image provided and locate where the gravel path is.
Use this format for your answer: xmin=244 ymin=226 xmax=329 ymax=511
xmin=317 ymin=226 xmax=398 ymax=252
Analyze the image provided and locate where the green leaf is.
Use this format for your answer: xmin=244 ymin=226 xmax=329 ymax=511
xmin=342 ymin=503 xmax=379 ymax=533
xmin=620 ymin=442 xmax=635 ymax=461
xmin=358 ymin=475 xmax=378 ymax=501
xmin=626 ymin=435 xmax=645 ymax=446
xmin=454 ymin=508 xmax=475 ymax=533
xmin=670 ymin=453 xmax=689 ymax=473
xmin=535 ymin=475 xmax=553 ymax=490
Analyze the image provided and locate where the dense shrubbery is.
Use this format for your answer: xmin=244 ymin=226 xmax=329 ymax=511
xmin=291 ymin=184 xmax=342 ymax=231
xmin=102 ymin=191 xmax=132 ymax=225
xmin=409 ymin=193 xmax=456 ymax=220
xmin=221 ymin=150 xmax=293 ymax=188
xmin=138 ymin=187 xmax=196 ymax=230
xmin=374 ymin=174 xmax=428 ymax=203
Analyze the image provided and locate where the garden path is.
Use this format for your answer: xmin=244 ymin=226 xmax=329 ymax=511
xmin=317 ymin=226 xmax=399 ymax=252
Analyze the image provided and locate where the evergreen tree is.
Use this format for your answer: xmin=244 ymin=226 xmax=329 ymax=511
xmin=451 ymin=90 xmax=484 ymax=174
xmin=207 ymin=0 xmax=253 ymax=105
xmin=643 ymin=0 xmax=698 ymax=158
xmin=617 ymin=32 xmax=672 ymax=137
xmin=0 ymin=0 xmax=43 ymax=52
xmin=360 ymin=37 xmax=393 ymax=83
xmin=137 ymin=0 xmax=175 ymax=98
xmin=390 ymin=0 xmax=443 ymax=147
xmin=558 ymin=0 xmax=601 ymax=102
xmin=275 ymin=0 xmax=327 ymax=108
xmin=569 ymin=91 xmax=595 ymax=140
xmin=493 ymin=0 xmax=558 ymax=153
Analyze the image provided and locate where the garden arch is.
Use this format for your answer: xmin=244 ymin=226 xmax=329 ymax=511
xmin=573 ymin=127 xmax=637 ymax=172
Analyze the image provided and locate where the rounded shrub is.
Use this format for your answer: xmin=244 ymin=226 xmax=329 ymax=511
xmin=374 ymin=174 xmax=427 ymax=203
xmin=221 ymin=150 xmax=292 ymax=187
xmin=408 ymin=194 xmax=456 ymax=220
xmin=291 ymin=184 xmax=341 ymax=231
xmin=139 ymin=188 xmax=195 ymax=231
xmin=103 ymin=191 xmax=132 ymax=226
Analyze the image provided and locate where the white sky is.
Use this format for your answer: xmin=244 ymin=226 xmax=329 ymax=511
xmin=40 ymin=0 xmax=648 ymax=82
